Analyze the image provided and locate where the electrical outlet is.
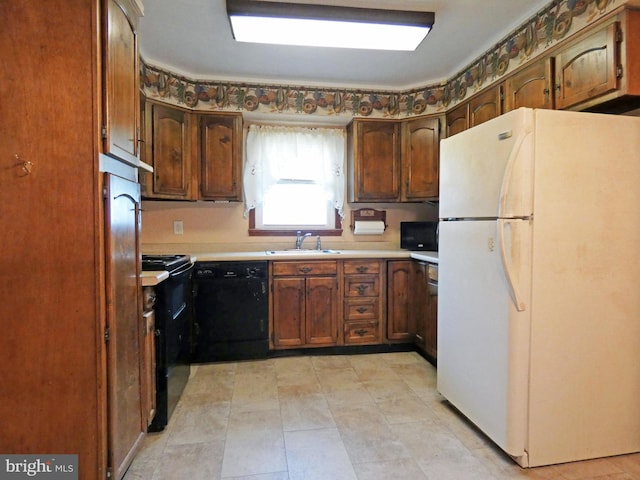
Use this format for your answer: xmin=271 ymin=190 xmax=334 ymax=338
xmin=173 ymin=220 xmax=184 ymax=235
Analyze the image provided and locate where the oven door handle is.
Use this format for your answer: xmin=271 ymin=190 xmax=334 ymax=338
xmin=170 ymin=262 xmax=194 ymax=278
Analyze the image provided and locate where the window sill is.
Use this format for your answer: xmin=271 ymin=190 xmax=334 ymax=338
xmin=248 ymin=209 xmax=343 ymax=237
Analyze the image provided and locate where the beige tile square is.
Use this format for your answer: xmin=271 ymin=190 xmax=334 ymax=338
xmin=353 ymin=458 xmax=429 ymax=480
xmin=324 ymin=385 xmax=376 ymax=411
xmin=333 ymin=406 xmax=411 ymax=464
xmin=311 ymin=355 xmax=352 ymax=371
xmin=231 ymin=371 xmax=279 ymax=412
xmin=152 ymin=441 xmax=225 ymax=480
xmin=277 ymin=382 xmax=323 ymax=400
xmin=362 ymin=377 xmax=417 ymax=402
xmin=166 ymin=396 xmax=230 ymax=446
xmin=316 ymin=367 xmax=362 ymax=393
xmin=221 ymin=409 xmax=286 ymax=477
xmin=280 ymin=394 xmax=336 ymax=432
xmin=284 ymin=428 xmax=357 ymax=480
xmin=376 ymin=394 xmax=440 ymax=425
xmin=222 ymin=473 xmax=290 ymax=480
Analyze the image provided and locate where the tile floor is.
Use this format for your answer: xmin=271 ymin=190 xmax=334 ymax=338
xmin=123 ymin=352 xmax=640 ymax=480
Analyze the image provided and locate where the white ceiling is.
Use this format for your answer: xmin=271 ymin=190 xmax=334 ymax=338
xmin=138 ymin=0 xmax=551 ymax=91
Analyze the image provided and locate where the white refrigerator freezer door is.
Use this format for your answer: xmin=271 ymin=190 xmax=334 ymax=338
xmin=437 ymin=219 xmax=531 ymax=458
xmin=439 ymin=108 xmax=534 ymax=220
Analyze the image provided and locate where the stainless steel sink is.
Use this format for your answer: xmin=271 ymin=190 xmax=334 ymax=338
xmin=265 ymin=249 xmax=341 ymax=255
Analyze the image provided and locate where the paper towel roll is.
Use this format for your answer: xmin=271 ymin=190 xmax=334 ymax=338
xmin=353 ymin=220 xmax=385 ymax=235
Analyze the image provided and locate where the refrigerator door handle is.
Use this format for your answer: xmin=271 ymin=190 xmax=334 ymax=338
xmin=498 ymin=125 xmax=532 ymax=218
xmin=498 ymin=219 xmax=526 ymax=312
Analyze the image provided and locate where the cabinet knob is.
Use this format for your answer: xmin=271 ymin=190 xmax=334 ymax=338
xmin=356 ymin=266 xmax=368 ymax=273
xmin=299 ymin=267 xmax=312 ymax=273
xmin=356 ymin=307 xmax=368 ymax=313
xmin=355 ymin=329 xmax=368 ymax=337
xmin=356 ymin=284 xmax=368 ymax=295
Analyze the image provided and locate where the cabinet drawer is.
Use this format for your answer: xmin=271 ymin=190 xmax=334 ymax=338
xmin=344 ymin=298 xmax=379 ymax=321
xmin=344 ymin=321 xmax=379 ymax=344
xmin=142 ymin=286 xmax=156 ymax=311
xmin=427 ymin=263 xmax=438 ymax=282
xmin=343 ymin=260 xmax=380 ymax=275
xmin=272 ymin=261 xmax=337 ymax=276
xmin=344 ymin=274 xmax=380 ymax=297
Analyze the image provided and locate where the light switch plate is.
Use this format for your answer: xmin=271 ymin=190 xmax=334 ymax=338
xmin=173 ymin=220 xmax=184 ymax=235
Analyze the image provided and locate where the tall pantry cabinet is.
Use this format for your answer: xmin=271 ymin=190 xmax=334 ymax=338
xmin=0 ymin=1 xmax=146 ymax=480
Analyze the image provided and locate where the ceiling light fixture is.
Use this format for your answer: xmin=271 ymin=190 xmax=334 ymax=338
xmin=226 ymin=0 xmax=435 ymax=51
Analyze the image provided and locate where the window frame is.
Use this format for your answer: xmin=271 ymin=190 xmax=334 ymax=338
xmin=248 ymin=208 xmax=343 ymax=236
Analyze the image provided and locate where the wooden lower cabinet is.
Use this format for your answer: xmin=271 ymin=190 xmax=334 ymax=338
xmin=387 ymin=260 xmax=415 ymax=342
xmin=343 ymin=260 xmax=385 ymax=345
xmin=142 ymin=286 xmax=157 ymax=427
xmin=413 ymin=262 xmax=428 ymax=351
xmin=414 ymin=261 xmax=438 ymax=361
xmin=271 ymin=261 xmax=339 ymax=348
xmin=425 ymin=265 xmax=438 ymax=360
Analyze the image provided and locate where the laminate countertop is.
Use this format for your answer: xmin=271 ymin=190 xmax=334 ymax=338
xmin=189 ymin=250 xmax=438 ymax=263
xmin=140 ymin=251 xmax=438 ymax=284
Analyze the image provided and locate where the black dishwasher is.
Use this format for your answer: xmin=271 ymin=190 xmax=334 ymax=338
xmin=192 ymin=261 xmax=269 ymax=362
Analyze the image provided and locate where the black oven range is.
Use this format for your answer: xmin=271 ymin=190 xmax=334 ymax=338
xmin=142 ymin=254 xmax=194 ymax=432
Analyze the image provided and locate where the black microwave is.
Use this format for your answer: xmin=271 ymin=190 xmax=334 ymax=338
xmin=400 ymin=221 xmax=438 ymax=251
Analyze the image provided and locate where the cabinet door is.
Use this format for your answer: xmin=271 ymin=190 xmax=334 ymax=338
xmin=144 ymin=103 xmax=195 ymax=199
xmin=412 ymin=262 xmax=428 ymax=351
xmin=104 ymin=0 xmax=139 ymax=165
xmin=306 ymin=276 xmax=338 ymax=345
xmin=199 ymin=114 xmax=242 ymax=200
xmin=504 ymin=58 xmax=554 ymax=111
xmin=104 ymin=174 xmax=145 ymax=480
xmin=402 ymin=117 xmax=440 ymax=201
xmin=272 ymin=277 xmax=306 ymax=347
xmin=554 ymin=22 xmax=619 ymax=110
xmin=350 ymin=120 xmax=401 ymax=202
xmin=387 ymin=260 xmax=415 ymax=341
xmin=469 ymin=85 xmax=502 ymax=128
xmin=142 ymin=308 xmax=156 ymax=426
xmin=446 ymin=102 xmax=468 ymax=137
xmin=425 ymin=277 xmax=438 ymax=360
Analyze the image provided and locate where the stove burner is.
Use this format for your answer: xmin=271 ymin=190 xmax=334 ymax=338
xmin=142 ymin=254 xmax=190 ymax=272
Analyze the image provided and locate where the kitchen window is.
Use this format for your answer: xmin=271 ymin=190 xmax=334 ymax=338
xmin=243 ymin=125 xmax=345 ymax=236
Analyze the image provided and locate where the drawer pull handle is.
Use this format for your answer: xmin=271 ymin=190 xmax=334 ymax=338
xmin=355 ymin=329 xmax=368 ymax=337
xmin=356 ymin=284 xmax=368 ymax=295
xmin=356 ymin=307 xmax=368 ymax=313
xmin=299 ymin=267 xmax=312 ymax=273
xmin=356 ymin=266 xmax=368 ymax=273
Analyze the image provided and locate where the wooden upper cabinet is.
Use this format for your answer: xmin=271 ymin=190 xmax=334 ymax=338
xmin=104 ymin=0 xmax=141 ymax=166
xmin=446 ymin=102 xmax=468 ymax=137
xmin=468 ymin=85 xmax=502 ymax=128
xmin=504 ymin=58 xmax=554 ymax=112
xmin=554 ymin=21 xmax=619 ymax=110
xmin=402 ymin=116 xmax=440 ymax=201
xmin=142 ymin=103 xmax=194 ymax=200
xmin=349 ymin=120 xmax=401 ymax=202
xmin=349 ymin=117 xmax=441 ymax=202
xmin=141 ymin=103 xmax=243 ymax=201
xmin=199 ymin=114 xmax=242 ymax=201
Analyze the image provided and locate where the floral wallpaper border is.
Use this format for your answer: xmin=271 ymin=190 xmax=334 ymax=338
xmin=140 ymin=0 xmax=620 ymax=119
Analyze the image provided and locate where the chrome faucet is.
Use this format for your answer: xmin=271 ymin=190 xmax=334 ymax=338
xmin=295 ymin=231 xmax=312 ymax=249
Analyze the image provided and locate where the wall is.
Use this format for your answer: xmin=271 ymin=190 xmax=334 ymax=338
xmin=141 ymin=199 xmax=437 ymax=253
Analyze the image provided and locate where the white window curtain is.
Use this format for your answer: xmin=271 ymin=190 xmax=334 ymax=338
xmin=243 ymin=125 xmax=345 ymax=218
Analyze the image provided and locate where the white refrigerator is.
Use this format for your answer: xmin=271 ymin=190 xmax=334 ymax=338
xmin=437 ymin=107 xmax=640 ymax=467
